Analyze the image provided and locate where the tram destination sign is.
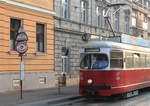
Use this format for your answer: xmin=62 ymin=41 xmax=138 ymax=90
xmin=85 ymin=48 xmax=100 ymax=52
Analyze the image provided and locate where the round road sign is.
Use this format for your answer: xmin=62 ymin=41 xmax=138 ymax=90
xmin=16 ymin=42 xmax=28 ymax=54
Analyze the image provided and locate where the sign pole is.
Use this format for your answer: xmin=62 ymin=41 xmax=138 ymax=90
xmin=20 ymin=55 xmax=23 ymax=99
xmin=20 ymin=79 xmax=23 ymax=99
xmin=15 ymin=26 xmax=28 ymax=100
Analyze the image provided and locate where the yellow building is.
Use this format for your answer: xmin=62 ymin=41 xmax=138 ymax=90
xmin=0 ymin=0 xmax=55 ymax=91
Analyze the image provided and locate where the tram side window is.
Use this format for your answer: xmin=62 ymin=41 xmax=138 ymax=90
xmin=125 ymin=52 xmax=133 ymax=68
xmin=146 ymin=54 xmax=150 ymax=67
xmin=140 ymin=54 xmax=146 ymax=68
xmin=110 ymin=50 xmax=123 ymax=68
xmin=133 ymin=53 xmax=140 ymax=68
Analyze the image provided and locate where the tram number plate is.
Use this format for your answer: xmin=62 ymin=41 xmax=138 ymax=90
xmin=127 ymin=90 xmax=139 ymax=97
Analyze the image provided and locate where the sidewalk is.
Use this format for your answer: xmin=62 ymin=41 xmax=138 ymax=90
xmin=0 ymin=85 xmax=79 ymax=106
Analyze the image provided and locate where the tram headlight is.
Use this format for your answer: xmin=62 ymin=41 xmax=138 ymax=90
xmin=87 ymin=79 xmax=93 ymax=84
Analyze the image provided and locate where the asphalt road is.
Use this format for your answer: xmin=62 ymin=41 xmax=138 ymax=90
xmin=17 ymin=89 xmax=150 ymax=106
xmin=66 ymin=90 xmax=150 ymax=106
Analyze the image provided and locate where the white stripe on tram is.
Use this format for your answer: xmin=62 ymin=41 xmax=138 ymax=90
xmin=112 ymin=80 xmax=150 ymax=89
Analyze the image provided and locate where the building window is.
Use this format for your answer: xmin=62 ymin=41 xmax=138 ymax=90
xmin=125 ymin=16 xmax=130 ymax=34
xmin=114 ymin=12 xmax=120 ymax=32
xmin=144 ymin=0 xmax=148 ymax=7
xmin=36 ymin=23 xmax=45 ymax=52
xmin=80 ymin=0 xmax=88 ymax=24
xmin=39 ymin=77 xmax=46 ymax=84
xmin=96 ymin=6 xmax=103 ymax=27
xmin=148 ymin=1 xmax=150 ymax=11
xmin=138 ymin=0 xmax=143 ymax=4
xmin=103 ymin=8 xmax=109 ymax=29
xmin=10 ymin=18 xmax=21 ymax=50
xmin=12 ymin=79 xmax=20 ymax=88
xmin=62 ymin=0 xmax=70 ymax=19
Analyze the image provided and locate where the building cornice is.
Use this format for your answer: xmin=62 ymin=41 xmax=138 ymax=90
xmin=0 ymin=0 xmax=56 ymax=16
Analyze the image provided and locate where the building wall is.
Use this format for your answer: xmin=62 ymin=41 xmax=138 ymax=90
xmin=54 ymin=0 xmax=112 ymax=75
xmin=54 ymin=0 xmax=150 ymax=76
xmin=12 ymin=0 xmax=54 ymax=10
xmin=0 ymin=1 xmax=55 ymax=91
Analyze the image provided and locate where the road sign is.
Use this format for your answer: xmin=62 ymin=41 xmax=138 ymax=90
xmin=16 ymin=27 xmax=28 ymax=41
xmin=16 ymin=42 xmax=28 ymax=54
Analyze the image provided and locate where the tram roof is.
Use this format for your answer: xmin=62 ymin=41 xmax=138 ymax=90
xmin=84 ymin=40 xmax=150 ymax=53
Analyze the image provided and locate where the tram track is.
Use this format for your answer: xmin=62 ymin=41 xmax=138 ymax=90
xmin=53 ymin=89 xmax=150 ymax=106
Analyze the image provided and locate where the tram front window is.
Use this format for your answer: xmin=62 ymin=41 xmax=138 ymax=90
xmin=80 ymin=54 xmax=108 ymax=70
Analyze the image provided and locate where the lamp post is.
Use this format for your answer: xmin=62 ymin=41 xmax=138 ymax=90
xmin=15 ymin=26 xmax=28 ymax=99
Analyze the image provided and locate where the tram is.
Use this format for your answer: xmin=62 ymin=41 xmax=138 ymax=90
xmin=79 ymin=39 xmax=150 ymax=98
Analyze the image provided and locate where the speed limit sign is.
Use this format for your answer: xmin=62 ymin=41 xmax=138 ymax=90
xmin=16 ymin=42 xmax=28 ymax=54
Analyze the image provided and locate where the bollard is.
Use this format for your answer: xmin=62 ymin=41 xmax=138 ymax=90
xmin=58 ymin=74 xmax=66 ymax=87
xmin=58 ymin=74 xmax=66 ymax=94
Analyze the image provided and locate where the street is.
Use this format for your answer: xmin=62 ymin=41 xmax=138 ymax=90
xmin=50 ymin=90 xmax=150 ymax=106
xmin=16 ymin=88 xmax=150 ymax=106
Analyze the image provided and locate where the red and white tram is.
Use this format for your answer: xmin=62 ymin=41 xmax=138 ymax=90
xmin=79 ymin=40 xmax=150 ymax=97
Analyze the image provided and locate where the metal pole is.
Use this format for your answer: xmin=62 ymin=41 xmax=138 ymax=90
xmin=58 ymin=76 xmax=61 ymax=95
xmin=20 ymin=55 xmax=23 ymax=99
xmin=105 ymin=17 xmax=116 ymax=37
xmin=20 ymin=79 xmax=23 ymax=99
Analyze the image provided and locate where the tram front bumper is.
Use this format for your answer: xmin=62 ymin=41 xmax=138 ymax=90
xmin=79 ymin=85 xmax=112 ymax=96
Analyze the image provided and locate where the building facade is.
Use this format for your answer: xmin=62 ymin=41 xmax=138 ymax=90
xmin=54 ymin=0 xmax=150 ymax=77
xmin=0 ymin=0 xmax=55 ymax=91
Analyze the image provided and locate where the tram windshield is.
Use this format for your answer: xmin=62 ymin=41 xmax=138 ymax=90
xmin=80 ymin=54 xmax=108 ymax=70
